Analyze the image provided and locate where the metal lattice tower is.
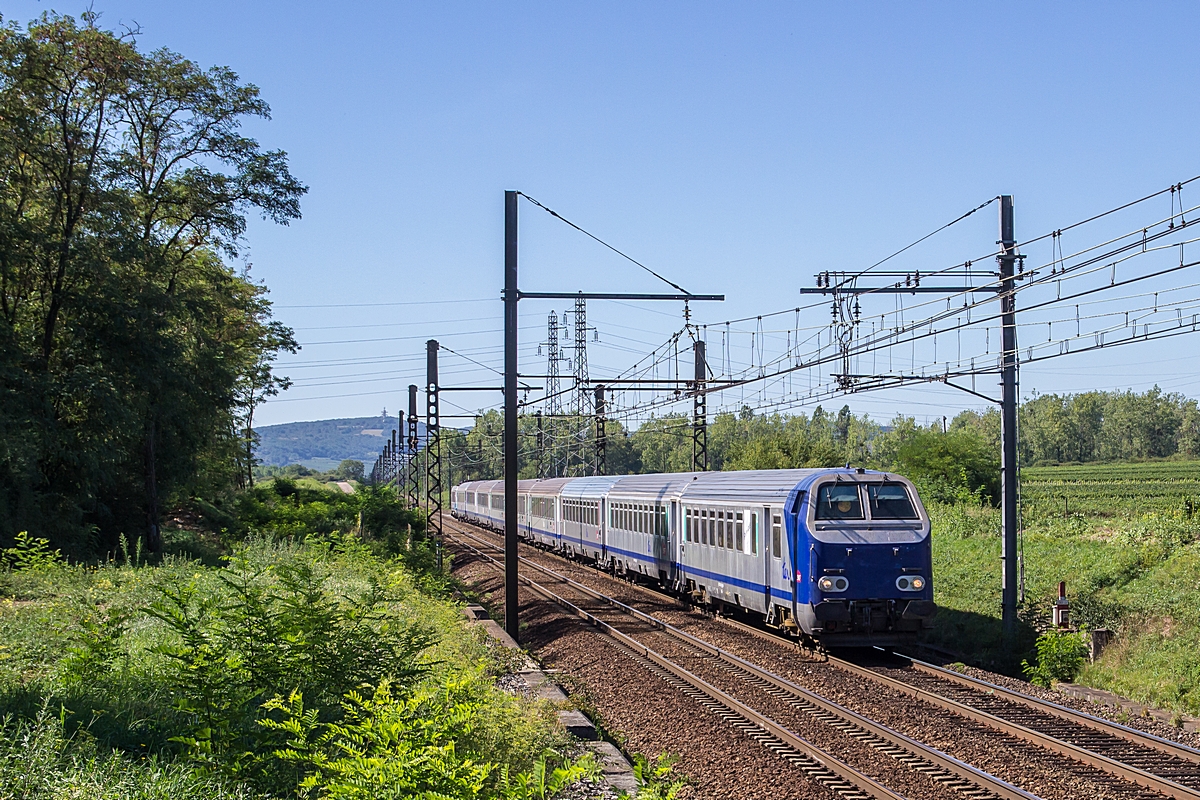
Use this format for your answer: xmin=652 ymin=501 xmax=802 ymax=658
xmin=572 ymin=297 xmax=591 ymax=476
xmin=692 ymin=339 xmax=708 ymax=471
xmin=573 ymin=296 xmax=589 ymax=416
xmin=545 ymin=311 xmax=563 ymax=477
xmin=425 ymin=340 xmax=442 ymax=567
xmin=546 ymin=311 xmax=562 ymax=417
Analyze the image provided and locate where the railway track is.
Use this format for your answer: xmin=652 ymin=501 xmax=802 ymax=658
xmin=446 ymin=521 xmax=1040 ymax=800
xmin=445 ymin=515 xmax=1200 ymax=799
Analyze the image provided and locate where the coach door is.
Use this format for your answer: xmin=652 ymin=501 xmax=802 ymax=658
xmin=757 ymin=509 xmax=770 ymax=608
xmin=669 ymin=500 xmax=679 ymax=582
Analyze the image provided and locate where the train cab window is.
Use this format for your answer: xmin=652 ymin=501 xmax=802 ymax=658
xmin=866 ymin=483 xmax=918 ymax=519
xmin=815 ymin=484 xmax=864 ymax=520
xmin=735 ymin=513 xmax=744 ymax=552
xmin=771 ymin=514 xmax=782 ymax=558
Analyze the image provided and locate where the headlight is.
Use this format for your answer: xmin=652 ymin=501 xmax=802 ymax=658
xmin=896 ymin=575 xmax=925 ymax=591
xmin=818 ymin=575 xmax=849 ymax=592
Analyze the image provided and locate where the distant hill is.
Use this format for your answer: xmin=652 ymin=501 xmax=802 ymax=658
xmin=255 ymin=414 xmax=429 ymax=471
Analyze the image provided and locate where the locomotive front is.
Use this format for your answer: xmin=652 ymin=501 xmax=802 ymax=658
xmin=792 ymin=471 xmax=935 ymax=647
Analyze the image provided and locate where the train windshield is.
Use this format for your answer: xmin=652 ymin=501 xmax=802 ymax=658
xmin=815 ymin=484 xmax=864 ymax=520
xmin=866 ymin=482 xmax=919 ymax=520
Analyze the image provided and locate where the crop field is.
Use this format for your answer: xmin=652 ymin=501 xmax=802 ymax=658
xmin=1020 ymin=460 xmax=1200 ymax=519
xmin=926 ymin=460 xmax=1200 ymax=713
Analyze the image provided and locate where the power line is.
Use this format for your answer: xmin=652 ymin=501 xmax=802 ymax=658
xmin=517 ymin=192 xmax=695 ymax=295
xmin=276 ymin=297 xmax=494 ymax=309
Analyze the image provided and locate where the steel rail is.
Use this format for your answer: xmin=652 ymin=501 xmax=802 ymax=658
xmin=826 ymin=656 xmax=1200 ymax=800
xmin=447 ymin=530 xmax=900 ymax=800
xmin=902 ymin=657 xmax=1200 ymax=766
xmin=447 ymin=520 xmax=1041 ymax=800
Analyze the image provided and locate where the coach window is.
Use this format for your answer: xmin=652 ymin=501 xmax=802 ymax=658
xmin=717 ymin=511 xmax=726 ymax=548
xmin=771 ymin=514 xmax=783 ymax=558
xmin=815 ymin=483 xmax=864 ymax=520
xmin=685 ymin=509 xmax=692 ymax=542
xmin=750 ymin=513 xmax=759 ymax=555
xmin=736 ymin=512 xmax=744 ymax=552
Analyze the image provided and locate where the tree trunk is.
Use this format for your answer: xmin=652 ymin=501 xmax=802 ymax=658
xmin=145 ymin=417 xmax=162 ymax=552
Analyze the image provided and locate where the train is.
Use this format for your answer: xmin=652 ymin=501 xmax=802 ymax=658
xmin=451 ymin=468 xmax=935 ymax=647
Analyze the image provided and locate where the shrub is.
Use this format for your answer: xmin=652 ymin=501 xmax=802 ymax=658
xmin=630 ymin=753 xmax=687 ymax=800
xmin=261 ymin=678 xmax=587 ymax=800
xmin=2 ymin=532 xmax=62 ymax=571
xmin=1023 ymin=629 xmax=1089 ymax=688
xmin=143 ymin=542 xmax=437 ymax=791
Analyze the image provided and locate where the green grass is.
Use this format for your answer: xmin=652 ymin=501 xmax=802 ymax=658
xmin=927 ymin=462 xmax=1200 ymax=713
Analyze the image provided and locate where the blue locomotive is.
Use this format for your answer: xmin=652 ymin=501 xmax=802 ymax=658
xmin=451 ymin=468 xmax=935 ymax=647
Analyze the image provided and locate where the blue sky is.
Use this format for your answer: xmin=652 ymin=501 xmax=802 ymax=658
xmin=9 ymin=2 xmax=1200 ymax=428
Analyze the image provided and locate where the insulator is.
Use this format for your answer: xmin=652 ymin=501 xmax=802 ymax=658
xmin=914 ymin=270 xmax=920 ymax=287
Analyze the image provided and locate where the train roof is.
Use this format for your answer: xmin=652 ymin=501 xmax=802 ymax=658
xmin=681 ymin=468 xmax=835 ymax=502
xmin=453 ymin=468 xmax=903 ymax=503
xmin=607 ymin=472 xmax=698 ymax=500
xmin=522 ymin=477 xmax=575 ymax=494
xmin=561 ymin=476 xmax=623 ymax=498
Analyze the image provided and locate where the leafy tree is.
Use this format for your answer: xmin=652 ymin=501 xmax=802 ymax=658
xmin=0 ymin=12 xmax=303 ymax=555
xmin=893 ymin=429 xmax=1000 ymax=505
xmin=335 ymin=460 xmax=365 ymax=482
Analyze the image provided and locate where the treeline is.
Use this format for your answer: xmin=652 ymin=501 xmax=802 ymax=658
xmin=1019 ymin=387 xmax=1200 ymax=465
xmin=443 ymin=405 xmax=998 ymax=504
xmin=442 ymin=387 xmax=1200 ymax=506
xmin=0 ymin=13 xmax=303 ymax=556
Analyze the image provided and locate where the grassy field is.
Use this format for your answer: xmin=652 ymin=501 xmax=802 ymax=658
xmin=926 ymin=460 xmax=1200 ymax=715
